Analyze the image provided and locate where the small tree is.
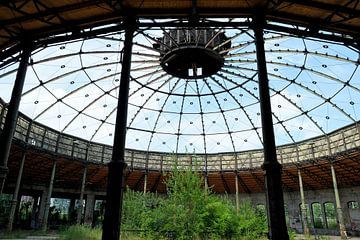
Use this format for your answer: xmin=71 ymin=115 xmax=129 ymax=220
xmin=141 ymin=162 xmax=268 ymax=239
xmin=142 ymin=165 xmax=207 ymax=239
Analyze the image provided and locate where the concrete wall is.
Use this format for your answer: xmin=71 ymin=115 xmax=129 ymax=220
xmin=10 ymin=184 xmax=360 ymax=237
xmin=231 ymin=186 xmax=360 ymax=236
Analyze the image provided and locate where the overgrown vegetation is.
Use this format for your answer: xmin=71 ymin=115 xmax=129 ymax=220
xmin=59 ymin=225 xmax=101 ymax=240
xmin=122 ymin=164 xmax=268 ymax=239
xmin=2 ymin=161 xmax=280 ymax=239
xmin=0 ymin=229 xmax=59 ymax=239
xmin=58 ymin=165 xmax=269 ymax=239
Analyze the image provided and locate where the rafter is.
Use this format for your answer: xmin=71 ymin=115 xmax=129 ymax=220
xmin=220 ymin=173 xmax=230 ymax=193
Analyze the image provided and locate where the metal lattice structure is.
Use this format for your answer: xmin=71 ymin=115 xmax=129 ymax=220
xmin=1 ymin=1 xmax=360 ymax=239
xmin=1 ymin=21 xmax=360 ymax=157
xmin=1 ymin=98 xmax=360 ymax=171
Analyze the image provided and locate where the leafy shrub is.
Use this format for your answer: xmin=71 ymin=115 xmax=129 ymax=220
xmin=141 ymin=167 xmax=207 ymax=239
xmin=237 ymin=201 xmax=267 ymax=239
xmin=59 ymin=225 xmax=101 ymax=240
xmin=288 ymin=228 xmax=297 ymax=240
xmin=138 ymin=164 xmax=268 ymax=239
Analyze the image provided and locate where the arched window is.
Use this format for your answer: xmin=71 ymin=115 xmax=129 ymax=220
xmin=324 ymin=202 xmax=337 ymax=229
xmin=299 ymin=203 xmax=312 ymax=228
xmin=311 ymin=202 xmax=324 ymax=228
xmin=347 ymin=201 xmax=359 ymax=209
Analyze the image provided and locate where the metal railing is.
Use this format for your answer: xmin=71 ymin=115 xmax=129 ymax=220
xmin=0 ymin=99 xmax=359 ymax=172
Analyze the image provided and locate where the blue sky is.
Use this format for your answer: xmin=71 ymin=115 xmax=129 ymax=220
xmin=0 ymin=21 xmax=359 ymax=154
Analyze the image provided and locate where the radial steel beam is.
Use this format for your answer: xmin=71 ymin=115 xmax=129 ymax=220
xmin=0 ymin=41 xmax=32 ymax=194
xmin=237 ymin=171 xmax=251 ymax=194
xmin=220 ymin=173 xmax=230 ymax=193
xmin=134 ymin=173 xmax=145 ymax=191
xmin=151 ymin=174 xmax=162 ymax=192
xmin=102 ymin=16 xmax=136 ymax=240
xmin=252 ymin=14 xmax=289 ymax=240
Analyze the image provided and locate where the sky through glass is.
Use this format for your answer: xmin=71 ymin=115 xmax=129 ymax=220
xmin=0 ymin=19 xmax=359 ymax=154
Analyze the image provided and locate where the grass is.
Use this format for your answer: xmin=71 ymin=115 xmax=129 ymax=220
xmin=0 ymin=229 xmax=57 ymax=239
xmin=59 ymin=225 xmax=101 ymax=240
xmin=0 ymin=230 xmax=29 ymax=239
xmin=0 ymin=227 xmax=331 ymax=240
xmin=59 ymin=226 xmax=269 ymax=240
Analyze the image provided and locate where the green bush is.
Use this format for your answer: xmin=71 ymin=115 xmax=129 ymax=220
xmin=138 ymin=163 xmax=268 ymax=239
xmin=237 ymin=201 xmax=267 ymax=239
xmin=141 ymin=167 xmax=207 ymax=239
xmin=122 ymin=189 xmax=148 ymax=230
xmin=288 ymin=228 xmax=297 ymax=240
xmin=59 ymin=225 xmax=101 ymax=240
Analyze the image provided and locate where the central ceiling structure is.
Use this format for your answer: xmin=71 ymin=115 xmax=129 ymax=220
xmin=0 ymin=1 xmax=360 ymax=154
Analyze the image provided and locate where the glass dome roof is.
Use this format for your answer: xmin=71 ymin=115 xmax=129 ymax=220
xmin=1 ymin=19 xmax=359 ymax=154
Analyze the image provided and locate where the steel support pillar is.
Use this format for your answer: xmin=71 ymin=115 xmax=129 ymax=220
xmin=42 ymin=160 xmax=56 ymax=231
xmin=298 ymin=169 xmax=309 ymax=235
xmin=235 ymin=173 xmax=240 ymax=213
xmin=30 ymin=195 xmax=39 ymax=229
xmin=330 ymin=163 xmax=347 ymax=239
xmin=253 ymin=15 xmax=289 ymax=240
xmin=7 ymin=151 xmax=26 ymax=231
xmin=85 ymin=194 xmax=95 ymax=225
xmin=321 ymin=202 xmax=328 ymax=229
xmin=204 ymin=173 xmax=208 ymax=191
xmin=308 ymin=203 xmax=315 ymax=233
xmin=68 ymin=198 xmax=76 ymax=224
xmin=143 ymin=172 xmax=148 ymax=194
xmin=102 ymin=16 xmax=136 ymax=240
xmin=37 ymin=189 xmax=48 ymax=229
xmin=77 ymin=163 xmax=87 ymax=224
xmin=0 ymin=42 xmax=31 ymax=194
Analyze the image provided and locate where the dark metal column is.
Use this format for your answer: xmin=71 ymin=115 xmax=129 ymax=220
xmin=0 ymin=42 xmax=32 ymax=194
xmin=102 ymin=16 xmax=136 ymax=240
xmin=252 ymin=15 xmax=289 ymax=240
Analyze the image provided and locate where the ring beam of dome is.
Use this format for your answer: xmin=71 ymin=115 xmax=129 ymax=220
xmin=0 ymin=23 xmax=359 ymax=154
xmin=2 ymin=95 xmax=360 ymax=178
